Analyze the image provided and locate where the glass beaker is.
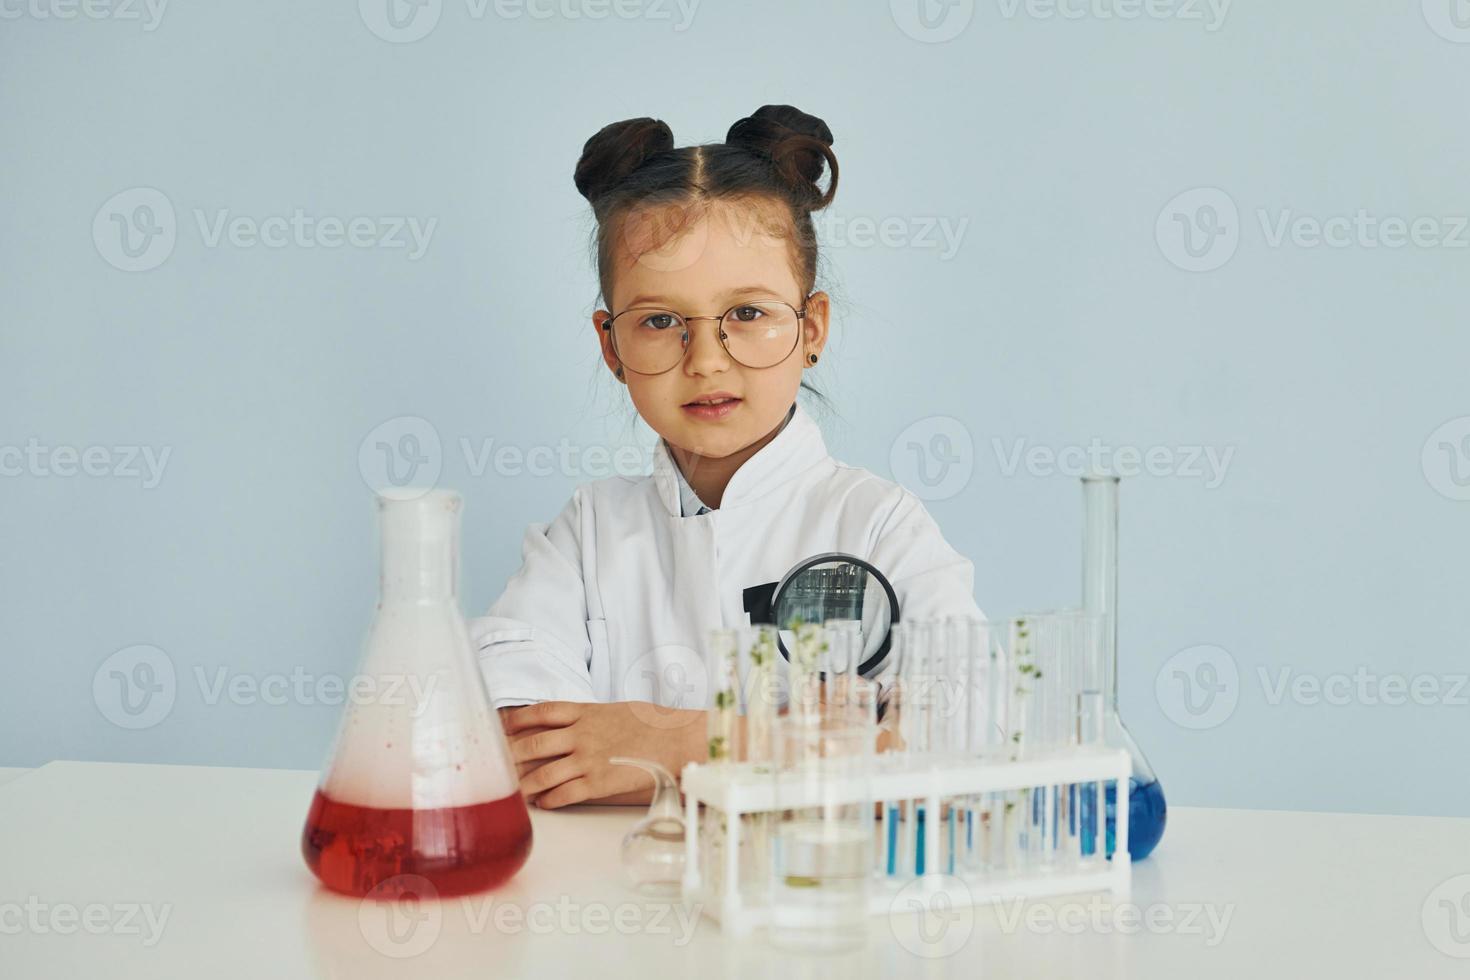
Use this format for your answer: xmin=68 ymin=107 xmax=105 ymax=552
xmin=301 ymin=489 xmax=532 ymax=897
xmin=1081 ymin=475 xmax=1167 ymax=860
xmin=770 ymin=712 xmax=875 ymax=953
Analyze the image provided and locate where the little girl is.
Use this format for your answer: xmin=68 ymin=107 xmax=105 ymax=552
xmin=472 ymin=105 xmax=982 ymax=808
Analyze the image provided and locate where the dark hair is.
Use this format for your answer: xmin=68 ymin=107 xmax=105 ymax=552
xmin=574 ymin=106 xmax=838 ymax=406
xmin=573 ymin=104 xmax=838 ymax=309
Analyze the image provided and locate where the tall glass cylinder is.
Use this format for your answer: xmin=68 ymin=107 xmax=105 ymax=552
xmin=1080 ymin=476 xmax=1167 ymax=860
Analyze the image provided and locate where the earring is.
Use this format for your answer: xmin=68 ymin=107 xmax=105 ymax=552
xmin=615 ymin=365 xmax=625 ymax=381
xmin=807 ymin=353 xmax=819 ymax=365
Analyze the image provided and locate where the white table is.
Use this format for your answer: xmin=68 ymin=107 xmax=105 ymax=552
xmin=0 ymin=761 xmax=1466 ymax=978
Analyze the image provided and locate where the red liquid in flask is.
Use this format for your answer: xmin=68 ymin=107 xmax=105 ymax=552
xmin=302 ymin=789 xmax=533 ymax=897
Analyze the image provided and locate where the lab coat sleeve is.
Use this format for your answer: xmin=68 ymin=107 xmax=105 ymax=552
xmin=864 ymin=486 xmax=986 ymax=679
xmin=469 ymin=490 xmax=598 ymax=710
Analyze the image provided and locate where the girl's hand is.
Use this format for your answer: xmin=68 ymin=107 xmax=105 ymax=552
xmin=500 ymin=701 xmax=704 ymax=809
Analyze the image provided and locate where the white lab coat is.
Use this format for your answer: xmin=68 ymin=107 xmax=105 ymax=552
xmin=470 ymin=400 xmax=984 ymax=711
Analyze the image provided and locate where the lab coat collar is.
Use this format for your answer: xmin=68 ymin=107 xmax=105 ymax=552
xmin=652 ymin=400 xmax=825 ymax=517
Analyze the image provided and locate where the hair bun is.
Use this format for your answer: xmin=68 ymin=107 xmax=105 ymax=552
xmin=725 ymin=105 xmax=837 ymax=209
xmin=573 ymin=117 xmax=676 ymax=204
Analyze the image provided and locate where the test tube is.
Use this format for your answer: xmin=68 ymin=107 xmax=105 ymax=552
xmin=702 ymin=628 xmax=740 ymax=899
xmin=822 ymin=619 xmax=861 ymax=724
xmin=745 ymin=625 xmax=778 ymax=768
xmin=895 ymin=621 xmax=919 ymax=879
xmin=706 ymin=628 xmax=740 ymax=764
xmin=1075 ymin=612 xmax=1107 ymax=863
xmin=1006 ymin=616 xmax=1036 ymax=870
xmin=788 ymin=621 xmax=823 ymax=730
xmin=904 ymin=620 xmax=932 ymax=877
xmin=742 ymin=625 xmax=779 ymax=901
xmin=1026 ymin=612 xmax=1055 ymax=868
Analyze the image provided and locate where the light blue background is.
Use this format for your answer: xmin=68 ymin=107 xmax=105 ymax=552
xmin=2 ymin=0 xmax=1467 ymax=818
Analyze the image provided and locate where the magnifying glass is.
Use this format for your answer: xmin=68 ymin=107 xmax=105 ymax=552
xmin=742 ymin=552 xmax=900 ymax=677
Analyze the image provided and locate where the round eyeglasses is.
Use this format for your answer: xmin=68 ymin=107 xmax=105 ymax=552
xmin=602 ymin=299 xmax=807 ymax=375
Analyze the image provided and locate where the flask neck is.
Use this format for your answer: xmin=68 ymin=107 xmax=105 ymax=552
xmin=378 ymin=491 xmax=461 ymax=603
xmin=1080 ymin=476 xmax=1121 ymax=708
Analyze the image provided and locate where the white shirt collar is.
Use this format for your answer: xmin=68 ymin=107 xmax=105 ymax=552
xmin=658 ymin=401 xmax=811 ymax=518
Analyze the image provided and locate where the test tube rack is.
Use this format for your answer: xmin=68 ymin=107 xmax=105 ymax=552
xmin=679 ymin=745 xmax=1132 ymax=936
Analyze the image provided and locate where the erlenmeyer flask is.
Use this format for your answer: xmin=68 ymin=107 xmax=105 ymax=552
xmin=301 ymin=489 xmax=532 ymax=897
xmin=1081 ymin=475 xmax=1167 ymax=860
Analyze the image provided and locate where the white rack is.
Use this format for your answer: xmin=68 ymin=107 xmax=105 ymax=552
xmin=680 ymin=746 xmax=1133 ymax=936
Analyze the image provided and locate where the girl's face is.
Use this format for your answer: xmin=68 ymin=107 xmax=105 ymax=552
xmin=594 ymin=199 xmax=829 ymax=461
